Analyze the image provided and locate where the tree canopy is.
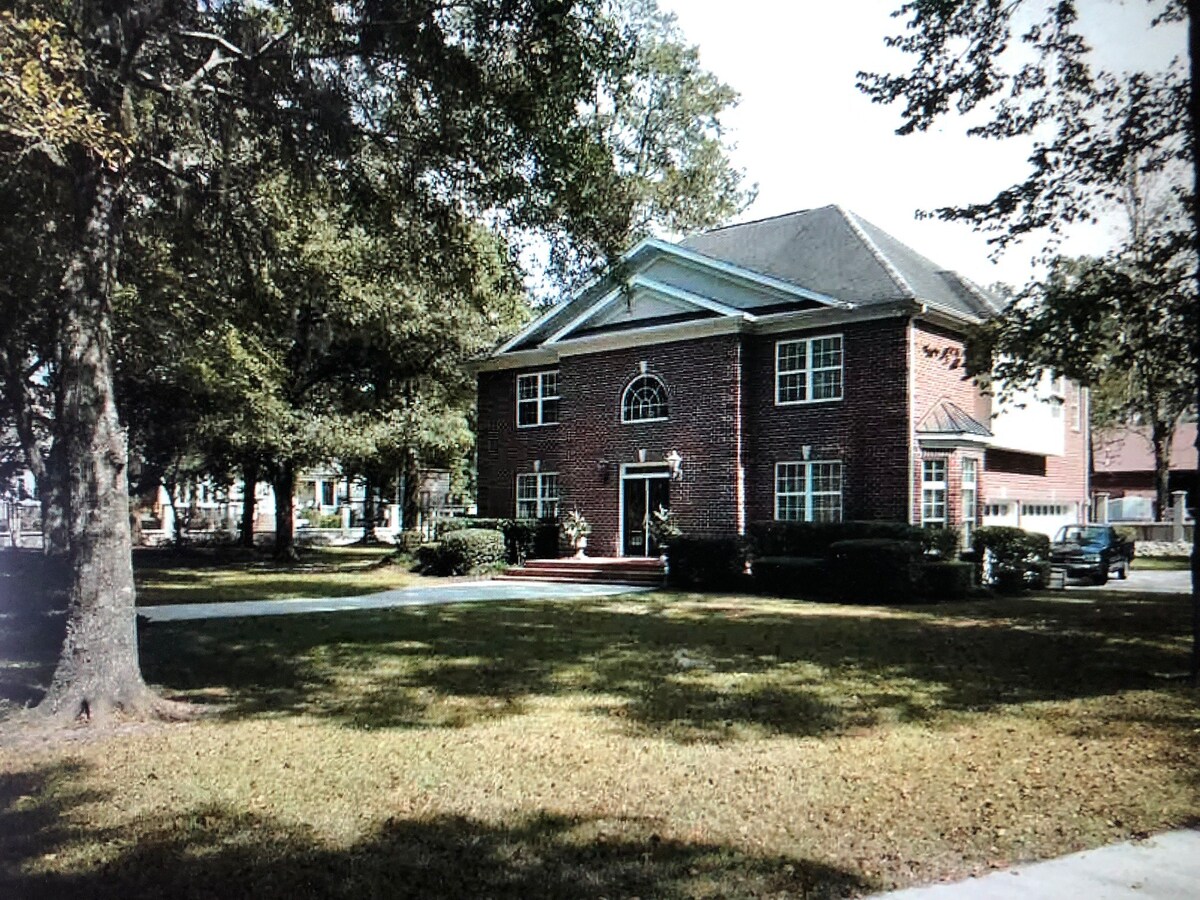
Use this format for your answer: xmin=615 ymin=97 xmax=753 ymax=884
xmin=0 ymin=0 xmax=750 ymax=723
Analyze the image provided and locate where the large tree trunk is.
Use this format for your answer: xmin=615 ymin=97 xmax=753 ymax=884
xmin=240 ymin=459 xmax=258 ymax=549
xmin=1149 ymin=418 xmax=1173 ymax=524
xmin=34 ymin=164 xmax=178 ymax=724
xmin=360 ymin=473 xmax=378 ymax=544
xmin=272 ymin=461 xmax=297 ymax=560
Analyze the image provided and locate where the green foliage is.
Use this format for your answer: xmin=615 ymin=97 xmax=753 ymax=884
xmin=561 ymin=510 xmax=592 ymax=543
xmin=751 ymin=557 xmax=827 ymax=599
xmin=921 ymin=526 xmax=962 ymax=560
xmin=648 ymin=505 xmax=682 ymax=547
xmin=827 ymin=539 xmax=923 ymax=604
xmin=918 ymin=561 xmax=975 ymax=602
xmin=298 ymin=509 xmax=342 ymax=530
xmin=438 ymin=517 xmax=558 ymax=564
xmin=394 ymin=530 xmax=427 ymax=556
xmin=973 ymin=526 xmax=1051 ymax=594
xmin=749 ymin=521 xmax=924 ymax=558
xmin=435 ymin=528 xmax=506 ymax=576
xmin=665 ymin=537 xmax=749 ymax=591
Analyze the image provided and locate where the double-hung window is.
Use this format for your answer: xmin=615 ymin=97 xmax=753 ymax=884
xmin=516 ymin=472 xmax=559 ymax=519
xmin=775 ymin=461 xmax=843 ymax=522
xmin=922 ymin=459 xmax=947 ymax=527
xmin=961 ymin=457 xmax=977 ymax=544
xmin=516 ymin=371 xmax=560 ymax=427
xmin=776 ymin=335 xmax=843 ymax=404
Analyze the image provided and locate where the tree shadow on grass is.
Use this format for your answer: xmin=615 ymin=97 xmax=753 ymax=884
xmin=0 ymin=761 xmax=872 ymax=900
xmin=138 ymin=590 xmax=1200 ymax=744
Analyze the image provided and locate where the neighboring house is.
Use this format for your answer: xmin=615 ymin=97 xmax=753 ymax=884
xmin=1092 ymin=423 xmax=1197 ymax=521
xmin=475 ymin=205 xmax=1089 ymax=555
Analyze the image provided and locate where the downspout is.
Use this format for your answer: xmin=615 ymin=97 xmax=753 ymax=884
xmin=734 ymin=337 xmax=746 ymax=535
xmin=907 ymin=316 xmax=917 ymax=524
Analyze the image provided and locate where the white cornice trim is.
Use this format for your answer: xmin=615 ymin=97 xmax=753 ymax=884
xmin=554 ymin=316 xmax=744 ymax=357
xmin=916 ymin=433 xmax=994 ymax=450
xmin=475 ymin=348 xmax=560 ymax=373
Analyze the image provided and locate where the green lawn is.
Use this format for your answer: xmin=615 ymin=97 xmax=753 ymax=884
xmin=1132 ymin=555 xmax=1191 ymax=571
xmin=132 ymin=544 xmax=431 ymax=605
xmin=1 ymin=582 xmax=1197 ymax=899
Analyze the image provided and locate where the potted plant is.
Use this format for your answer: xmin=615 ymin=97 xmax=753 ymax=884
xmin=561 ymin=509 xmax=592 ymax=558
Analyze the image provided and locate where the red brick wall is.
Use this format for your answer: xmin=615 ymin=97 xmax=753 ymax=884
xmin=557 ymin=335 xmax=744 ymax=556
xmin=744 ymin=318 xmax=911 ymax=524
xmin=908 ymin=323 xmax=1089 ymax=521
xmin=476 ymin=367 xmax=565 ymax=520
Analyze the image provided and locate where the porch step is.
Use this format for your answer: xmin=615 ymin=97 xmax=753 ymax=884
xmin=499 ymin=557 xmax=666 ymax=587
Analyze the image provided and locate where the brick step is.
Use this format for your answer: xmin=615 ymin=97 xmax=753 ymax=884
xmin=500 ymin=568 xmax=664 ymax=585
xmin=501 ymin=557 xmax=665 ymax=586
xmin=493 ymin=574 xmax=661 ymax=587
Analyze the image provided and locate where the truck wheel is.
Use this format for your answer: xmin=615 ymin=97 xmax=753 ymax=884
xmin=1092 ymin=567 xmax=1109 ymax=586
xmin=1116 ymin=561 xmax=1128 ymax=580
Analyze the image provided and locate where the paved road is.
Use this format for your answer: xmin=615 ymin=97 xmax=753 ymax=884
xmin=138 ymin=580 xmax=650 ymax=622
xmin=1070 ymin=568 xmax=1189 ymax=594
xmin=871 ymin=829 xmax=1200 ymax=899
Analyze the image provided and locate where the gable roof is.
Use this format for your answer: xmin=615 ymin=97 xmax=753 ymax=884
xmin=492 ymin=205 xmax=1002 ymax=360
xmin=682 ymin=205 xmax=1003 ymax=320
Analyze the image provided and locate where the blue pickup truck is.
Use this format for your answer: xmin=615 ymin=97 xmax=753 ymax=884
xmin=1049 ymin=524 xmax=1135 ymax=585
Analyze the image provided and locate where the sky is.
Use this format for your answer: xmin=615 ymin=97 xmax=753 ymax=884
xmin=654 ymin=0 xmax=1187 ymax=289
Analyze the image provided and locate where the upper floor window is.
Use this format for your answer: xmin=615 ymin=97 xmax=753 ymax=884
xmin=775 ymin=460 xmax=843 ymax=522
xmin=517 ymin=370 xmax=559 ymax=428
xmin=621 ymin=374 xmax=668 ymax=423
xmin=776 ymin=335 xmax=843 ymax=405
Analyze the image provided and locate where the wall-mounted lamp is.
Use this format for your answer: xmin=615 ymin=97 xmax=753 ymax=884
xmin=595 ymin=459 xmax=611 ymax=483
xmin=801 ymin=445 xmax=811 ymax=461
xmin=665 ymin=450 xmax=683 ymax=482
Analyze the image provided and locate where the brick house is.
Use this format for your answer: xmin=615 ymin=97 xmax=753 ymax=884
xmin=475 ymin=206 xmax=1089 ymax=557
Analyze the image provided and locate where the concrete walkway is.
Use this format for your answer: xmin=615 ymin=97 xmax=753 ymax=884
xmin=138 ymin=580 xmax=650 ymax=622
xmin=871 ymin=829 xmax=1200 ymax=899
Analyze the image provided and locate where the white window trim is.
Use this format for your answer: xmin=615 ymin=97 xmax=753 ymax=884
xmin=516 ymin=370 xmax=560 ymax=429
xmin=774 ymin=460 xmax=843 ymax=522
xmin=921 ymin=459 xmax=947 ymax=527
xmin=515 ymin=471 xmax=559 ymax=519
xmin=620 ymin=374 xmax=669 ymax=424
xmin=775 ymin=333 xmax=844 ymax=406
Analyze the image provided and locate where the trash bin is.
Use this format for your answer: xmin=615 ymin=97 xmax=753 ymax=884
xmin=1047 ymin=567 xmax=1067 ymax=590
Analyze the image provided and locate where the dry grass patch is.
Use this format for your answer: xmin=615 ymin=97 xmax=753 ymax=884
xmin=1 ymin=590 xmax=1197 ymax=898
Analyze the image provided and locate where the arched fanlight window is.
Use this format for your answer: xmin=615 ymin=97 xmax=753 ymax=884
xmin=621 ymin=374 xmax=668 ymax=423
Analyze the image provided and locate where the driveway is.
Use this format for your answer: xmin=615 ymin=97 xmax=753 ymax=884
xmin=1070 ymin=568 xmax=1190 ymax=594
xmin=137 ymin=580 xmax=650 ymax=622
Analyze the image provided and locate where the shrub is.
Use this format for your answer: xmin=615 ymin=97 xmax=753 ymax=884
xmin=827 ymin=538 xmax=922 ymax=603
xmin=749 ymin=520 xmax=924 ymax=557
xmin=921 ymin=526 xmax=962 ymax=560
xmin=919 ymin=560 xmax=974 ymax=601
xmin=752 ymin=556 xmax=827 ymax=598
xmin=414 ymin=541 xmax=445 ymax=574
xmin=438 ymin=528 xmax=506 ymax=575
xmin=299 ymin=508 xmax=342 ymax=529
xmin=394 ymin=529 xmax=426 ymax=555
xmin=973 ymin=526 xmax=1051 ymax=593
xmin=666 ymin=537 xmax=749 ymax=591
xmin=438 ymin=517 xmax=557 ymax=563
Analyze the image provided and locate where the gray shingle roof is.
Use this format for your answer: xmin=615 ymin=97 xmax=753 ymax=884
xmin=916 ymin=400 xmax=993 ymax=437
xmin=682 ymin=205 xmax=1003 ymax=319
xmin=497 ymin=205 xmax=1002 ymax=356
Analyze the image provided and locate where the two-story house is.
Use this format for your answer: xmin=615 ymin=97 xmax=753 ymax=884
xmin=475 ymin=206 xmax=1088 ymax=557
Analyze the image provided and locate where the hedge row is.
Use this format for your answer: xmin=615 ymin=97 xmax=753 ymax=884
xmin=416 ymin=528 xmax=506 ymax=576
xmin=437 ymin=517 xmax=558 ymax=564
